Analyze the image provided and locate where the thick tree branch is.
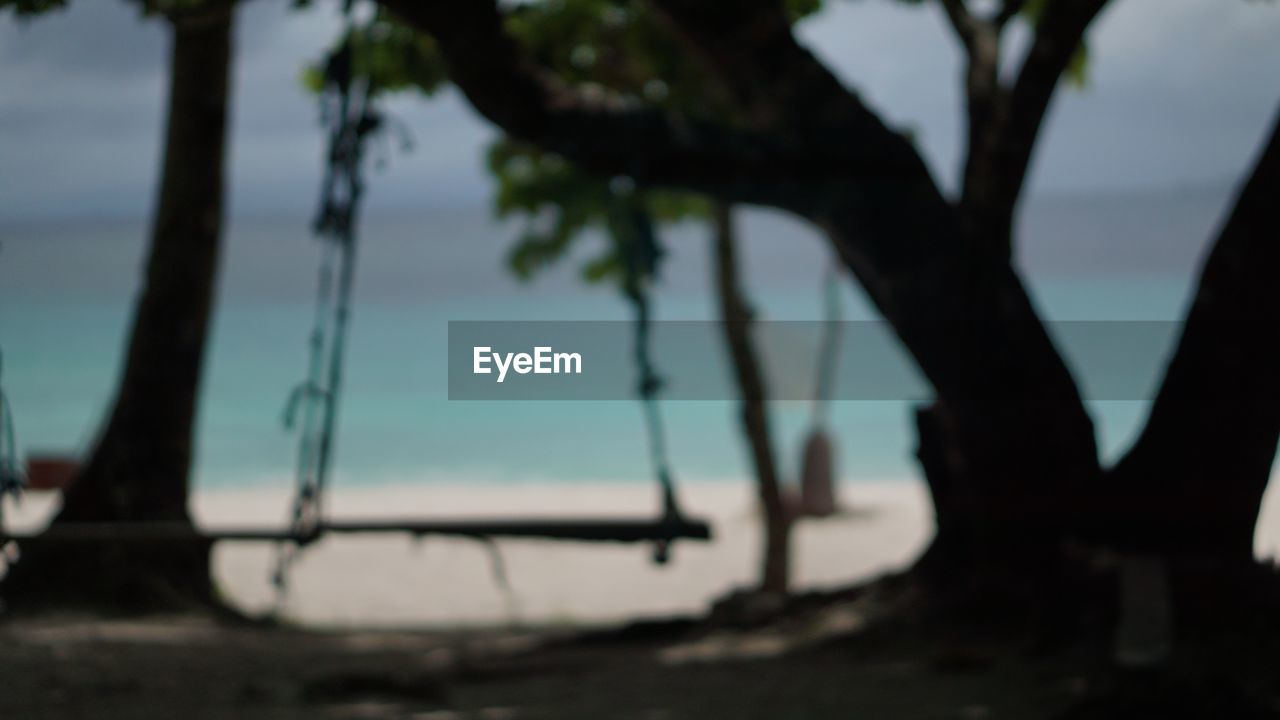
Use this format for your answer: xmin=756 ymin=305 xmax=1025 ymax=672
xmin=938 ymin=0 xmax=980 ymax=51
xmin=1004 ymin=0 xmax=1111 ymax=190
xmin=993 ymin=0 xmax=1027 ymax=29
xmin=645 ymin=0 xmax=802 ymax=127
xmin=958 ymin=0 xmax=1112 ymax=256
xmin=1106 ymin=107 xmax=1280 ymax=560
xmin=378 ymin=0 xmax=932 ymax=210
xmin=646 ymin=0 xmax=932 ymax=182
xmin=642 ymin=0 xmax=957 ymax=222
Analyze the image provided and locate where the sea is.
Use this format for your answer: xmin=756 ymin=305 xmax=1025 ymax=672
xmin=0 ymin=186 xmax=1237 ymax=496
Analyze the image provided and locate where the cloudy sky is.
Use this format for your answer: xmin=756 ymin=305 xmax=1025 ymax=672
xmin=2 ymin=0 xmax=1279 ymax=223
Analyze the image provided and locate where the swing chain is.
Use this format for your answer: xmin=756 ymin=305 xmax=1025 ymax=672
xmin=273 ymin=12 xmax=388 ymax=598
xmin=612 ymin=196 xmax=686 ymax=564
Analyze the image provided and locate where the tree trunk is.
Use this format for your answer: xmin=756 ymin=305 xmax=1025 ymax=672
xmin=3 ymin=3 xmax=234 ymax=613
xmin=1107 ymin=107 xmax=1280 ymax=564
xmin=818 ymin=193 xmax=1100 ymax=571
xmin=711 ymin=203 xmax=791 ymax=595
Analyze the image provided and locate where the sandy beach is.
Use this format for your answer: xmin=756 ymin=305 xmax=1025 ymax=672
xmin=2 ymin=480 xmax=929 ymax=626
xmin=205 ymin=481 xmax=934 ymax=627
xmin=6 ymin=475 xmax=1280 ymax=628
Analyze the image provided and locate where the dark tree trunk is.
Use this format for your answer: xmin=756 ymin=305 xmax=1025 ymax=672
xmin=711 ymin=203 xmax=791 ymax=595
xmin=818 ymin=194 xmax=1100 ymax=570
xmin=3 ymin=3 xmax=234 ymax=613
xmin=1107 ymin=108 xmax=1280 ymax=564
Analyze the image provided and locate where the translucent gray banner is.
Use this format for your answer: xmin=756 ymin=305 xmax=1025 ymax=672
xmin=448 ymin=321 xmax=1180 ymax=401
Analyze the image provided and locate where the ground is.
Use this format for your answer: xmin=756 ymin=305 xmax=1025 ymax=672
xmin=3 ymin=584 xmax=1279 ymax=720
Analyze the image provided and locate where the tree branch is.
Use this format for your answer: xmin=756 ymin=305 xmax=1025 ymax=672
xmin=1106 ymin=106 xmax=1280 ymax=558
xmin=992 ymin=0 xmax=1027 ymax=29
xmin=378 ymin=0 xmax=938 ymax=211
xmin=938 ymin=0 xmax=980 ymax=51
xmin=646 ymin=0 xmax=913 ymax=141
xmin=643 ymin=0 xmax=951 ymax=216
xmin=1000 ymin=0 xmax=1111 ymax=207
xmin=957 ymin=0 xmax=1112 ymax=256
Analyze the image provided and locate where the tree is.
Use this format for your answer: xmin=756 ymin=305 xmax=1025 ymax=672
xmin=2 ymin=0 xmax=235 ymax=612
xmin=710 ymin=202 xmax=792 ymax=595
xmin=372 ymin=0 xmax=1279 ymax=620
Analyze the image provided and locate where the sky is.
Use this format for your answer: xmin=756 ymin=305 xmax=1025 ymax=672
xmin=2 ymin=0 xmax=1279 ymax=223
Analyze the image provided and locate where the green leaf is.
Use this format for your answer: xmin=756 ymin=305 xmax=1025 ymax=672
xmin=487 ymin=135 xmax=707 ymax=286
xmin=298 ymin=7 xmax=448 ymax=98
xmin=1063 ymin=42 xmax=1090 ymax=89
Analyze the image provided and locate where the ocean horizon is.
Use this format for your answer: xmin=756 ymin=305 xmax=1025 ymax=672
xmin=0 ymin=186 xmax=1235 ymax=494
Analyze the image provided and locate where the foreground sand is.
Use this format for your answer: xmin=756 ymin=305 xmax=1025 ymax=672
xmin=4 ymin=478 xmax=1280 ymax=719
xmin=0 ymin=612 xmax=1223 ymax=720
xmin=3 ymin=580 xmax=1278 ymax=720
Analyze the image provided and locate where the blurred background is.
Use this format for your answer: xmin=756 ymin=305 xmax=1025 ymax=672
xmin=2 ymin=3 xmax=1280 ymax=719
xmin=2 ymin=0 xmax=1280 ymax=627
xmin=4 ymin=0 xmax=1278 ymax=492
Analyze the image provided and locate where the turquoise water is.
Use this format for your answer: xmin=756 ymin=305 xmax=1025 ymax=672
xmin=0 ymin=188 xmax=1232 ymax=492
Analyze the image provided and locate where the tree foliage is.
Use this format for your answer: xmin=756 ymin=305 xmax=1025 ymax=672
xmin=327 ymin=0 xmax=739 ymax=286
xmin=301 ymin=6 xmax=448 ymax=98
xmin=488 ymin=140 xmax=708 ymax=284
xmin=318 ymin=0 xmax=1097 ymax=289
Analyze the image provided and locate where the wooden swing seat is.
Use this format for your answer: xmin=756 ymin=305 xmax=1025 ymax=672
xmin=1 ymin=515 xmax=712 ymax=544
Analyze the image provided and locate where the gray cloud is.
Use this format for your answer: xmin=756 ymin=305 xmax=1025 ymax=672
xmin=2 ymin=0 xmax=1279 ymax=223
xmin=797 ymin=0 xmax=1280 ymax=195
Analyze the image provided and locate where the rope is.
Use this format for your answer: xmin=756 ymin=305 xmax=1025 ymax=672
xmin=269 ymin=31 xmax=695 ymax=593
xmin=476 ymin=536 xmax=520 ymax=622
xmin=613 ymin=198 xmax=685 ymax=564
xmin=811 ymin=260 xmax=843 ymax=426
xmin=273 ymin=23 xmax=382 ymax=599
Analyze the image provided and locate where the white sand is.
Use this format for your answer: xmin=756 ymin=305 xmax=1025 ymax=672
xmin=204 ymin=481 xmax=933 ymax=628
xmin=5 ymin=475 xmax=1280 ymax=629
xmin=2 ymin=481 xmax=930 ymax=627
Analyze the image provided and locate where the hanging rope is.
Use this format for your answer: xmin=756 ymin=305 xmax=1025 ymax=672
xmin=612 ymin=196 xmax=687 ymax=564
xmin=798 ymin=259 xmax=843 ymax=517
xmin=812 ymin=260 xmax=843 ymax=424
xmin=273 ymin=21 xmax=383 ymax=597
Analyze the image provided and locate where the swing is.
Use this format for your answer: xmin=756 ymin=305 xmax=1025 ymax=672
xmin=1 ymin=21 xmax=711 ymax=564
xmin=266 ymin=29 xmax=709 ymax=590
